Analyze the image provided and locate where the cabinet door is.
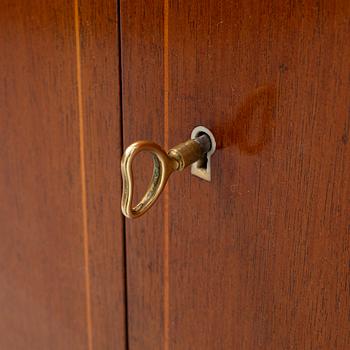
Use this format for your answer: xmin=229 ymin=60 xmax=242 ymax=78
xmin=0 ymin=1 xmax=126 ymax=349
xmin=121 ymin=0 xmax=350 ymax=348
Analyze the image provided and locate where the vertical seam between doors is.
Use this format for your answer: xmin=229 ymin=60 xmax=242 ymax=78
xmin=163 ymin=0 xmax=170 ymax=349
xmin=117 ymin=0 xmax=129 ymax=348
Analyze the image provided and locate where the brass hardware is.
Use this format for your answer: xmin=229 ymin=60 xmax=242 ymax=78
xmin=121 ymin=133 xmax=212 ymax=219
xmin=191 ymin=126 xmax=216 ymax=181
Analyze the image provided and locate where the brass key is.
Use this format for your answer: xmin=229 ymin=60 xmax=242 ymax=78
xmin=121 ymin=132 xmax=212 ymax=219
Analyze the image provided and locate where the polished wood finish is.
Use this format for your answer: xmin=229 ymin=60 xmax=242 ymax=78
xmin=78 ymin=1 xmax=127 ymax=349
xmin=121 ymin=0 xmax=350 ymax=348
xmin=0 ymin=1 xmax=126 ymax=349
xmin=121 ymin=0 xmax=166 ymax=347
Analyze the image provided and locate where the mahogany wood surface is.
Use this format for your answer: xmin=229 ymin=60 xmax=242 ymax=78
xmin=121 ymin=0 xmax=166 ymax=348
xmin=121 ymin=0 xmax=350 ymax=349
xmin=0 ymin=1 xmax=126 ymax=349
xmin=78 ymin=1 xmax=127 ymax=349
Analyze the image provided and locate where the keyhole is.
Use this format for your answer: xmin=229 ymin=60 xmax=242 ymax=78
xmin=191 ymin=126 xmax=216 ymax=181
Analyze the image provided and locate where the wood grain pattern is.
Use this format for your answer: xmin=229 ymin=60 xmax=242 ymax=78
xmin=0 ymin=1 xmax=126 ymax=349
xmin=122 ymin=0 xmax=350 ymax=349
xmin=120 ymin=0 xmax=166 ymax=348
xmin=77 ymin=0 xmax=127 ymax=349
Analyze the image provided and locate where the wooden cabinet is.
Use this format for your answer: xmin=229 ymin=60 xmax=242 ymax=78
xmin=0 ymin=1 xmax=126 ymax=349
xmin=1 ymin=1 xmax=349 ymax=349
